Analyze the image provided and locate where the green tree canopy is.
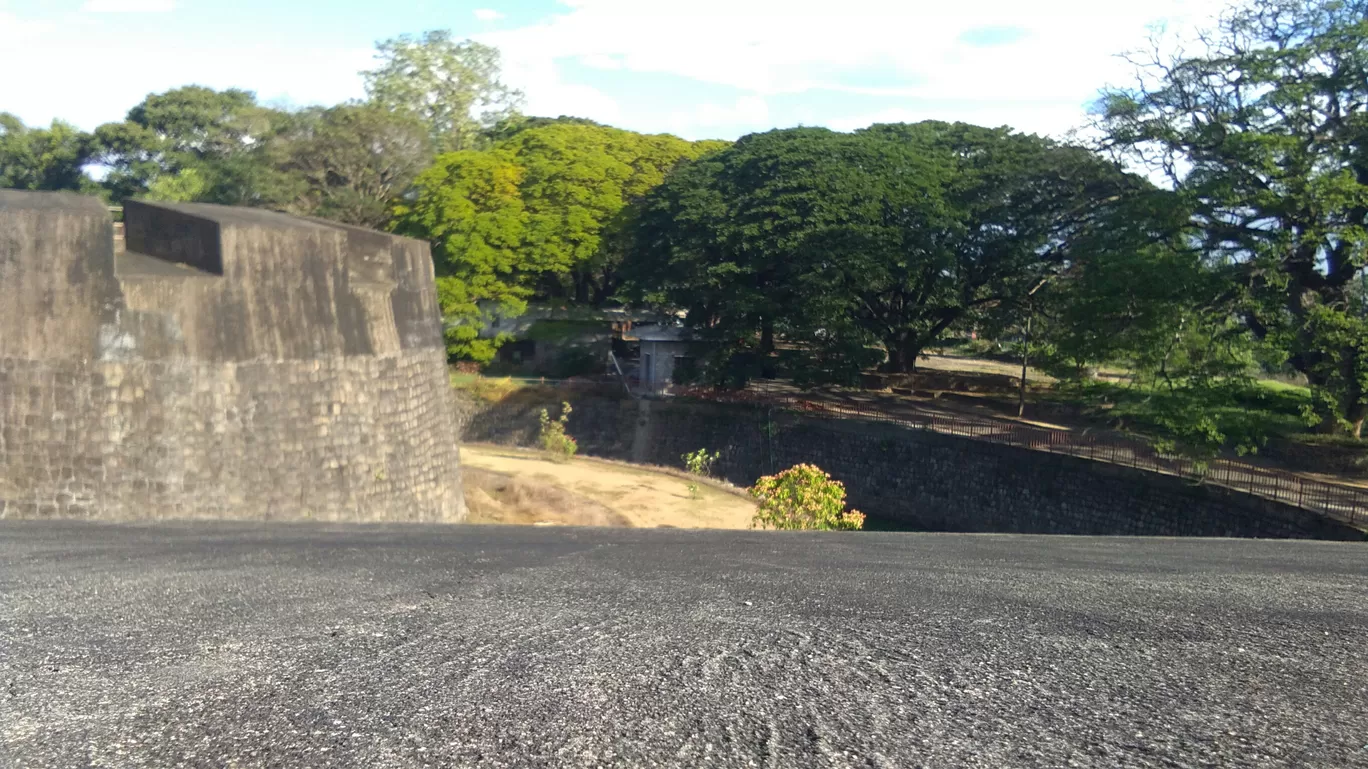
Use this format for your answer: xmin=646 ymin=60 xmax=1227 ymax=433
xmin=498 ymin=122 xmax=727 ymax=303
xmin=93 ymin=86 xmax=295 ymax=204
xmin=622 ymin=123 xmax=1137 ymax=383
xmin=392 ymin=149 xmax=529 ymax=362
xmin=391 ymin=120 xmax=726 ymax=359
xmin=279 ymin=103 xmax=433 ymax=228
xmin=0 ymin=114 xmax=96 ymax=192
xmin=1100 ymin=0 xmax=1368 ymax=435
xmin=363 ymin=31 xmax=524 ymax=153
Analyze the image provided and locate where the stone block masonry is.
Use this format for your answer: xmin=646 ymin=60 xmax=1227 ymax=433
xmin=0 ymin=191 xmax=464 ymax=522
xmin=464 ymin=391 xmax=1364 ymax=541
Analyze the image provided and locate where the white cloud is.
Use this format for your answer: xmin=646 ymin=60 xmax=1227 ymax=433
xmin=498 ymin=54 xmax=622 ymax=125
xmin=0 ymin=12 xmax=53 ymax=45
xmin=671 ymin=95 xmax=769 ymax=132
xmin=474 ymin=8 xmax=504 ymax=21
xmin=0 ymin=28 xmax=372 ymax=129
xmin=482 ymin=0 xmax=1229 ymax=138
xmin=2 ymin=0 xmax=1232 ymax=142
xmin=81 ymin=0 xmax=175 ymax=12
xmin=580 ymin=53 xmax=622 ymax=70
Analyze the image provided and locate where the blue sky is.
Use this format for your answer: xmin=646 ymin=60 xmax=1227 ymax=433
xmin=1 ymin=0 xmax=1225 ymax=141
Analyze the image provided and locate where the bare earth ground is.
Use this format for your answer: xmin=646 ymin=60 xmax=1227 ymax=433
xmin=461 ymin=443 xmax=756 ymax=529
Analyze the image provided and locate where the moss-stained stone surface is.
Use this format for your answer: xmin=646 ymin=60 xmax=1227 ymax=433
xmin=0 ymin=191 xmax=463 ymax=522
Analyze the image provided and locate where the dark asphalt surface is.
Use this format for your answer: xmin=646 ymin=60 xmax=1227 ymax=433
xmin=2 ymin=522 xmax=1366 ymax=768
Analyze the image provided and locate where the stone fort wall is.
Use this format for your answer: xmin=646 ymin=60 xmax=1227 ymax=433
xmin=0 ymin=192 xmax=463 ymax=522
xmin=461 ymin=391 xmax=1364 ymax=540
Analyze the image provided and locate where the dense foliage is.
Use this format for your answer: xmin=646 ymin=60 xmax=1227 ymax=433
xmin=0 ymin=114 xmax=97 ymax=192
xmin=1099 ymin=0 xmax=1368 ymax=436
xmin=394 ymin=121 xmax=727 ymax=358
xmin=750 ymin=464 xmax=865 ymax=531
xmin=4 ymin=0 xmax=1367 ymax=447
xmin=621 ymin=123 xmax=1141 ymax=384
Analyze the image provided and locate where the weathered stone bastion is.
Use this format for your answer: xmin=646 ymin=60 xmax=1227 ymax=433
xmin=0 ymin=191 xmax=464 ymax=521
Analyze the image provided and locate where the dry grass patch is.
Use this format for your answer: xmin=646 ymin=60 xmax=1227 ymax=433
xmin=463 ymin=466 xmax=630 ymax=527
xmin=461 ymin=444 xmax=757 ymax=529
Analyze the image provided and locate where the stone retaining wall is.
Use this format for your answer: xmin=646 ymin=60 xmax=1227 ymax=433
xmin=0 ymin=350 xmax=460 ymax=521
xmin=463 ymin=390 xmax=1364 ymax=540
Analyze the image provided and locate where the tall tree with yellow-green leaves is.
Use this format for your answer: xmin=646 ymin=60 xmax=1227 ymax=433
xmin=393 ymin=149 xmax=528 ymax=363
xmin=394 ymin=120 xmax=728 ymax=360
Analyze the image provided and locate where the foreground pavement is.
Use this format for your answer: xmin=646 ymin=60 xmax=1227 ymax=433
xmin=1 ymin=522 xmax=1366 ymax=768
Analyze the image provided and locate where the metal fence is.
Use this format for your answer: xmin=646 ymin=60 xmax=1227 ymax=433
xmin=481 ymin=375 xmax=1368 ymax=528
xmin=717 ymin=389 xmax=1368 ymax=529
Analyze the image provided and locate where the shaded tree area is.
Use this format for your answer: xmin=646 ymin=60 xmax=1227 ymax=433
xmin=620 ymin=123 xmax=1144 ymax=384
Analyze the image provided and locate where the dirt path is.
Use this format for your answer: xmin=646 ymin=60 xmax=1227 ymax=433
xmin=461 ymin=444 xmax=756 ymax=529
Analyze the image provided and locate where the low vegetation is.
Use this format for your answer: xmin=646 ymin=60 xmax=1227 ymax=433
xmin=537 ymin=401 xmax=578 ymax=460
xmin=1044 ymin=378 xmax=1317 ymax=459
xmin=750 ymin=464 xmax=865 ymax=531
xmin=450 ymin=372 xmax=526 ymax=403
xmin=681 ymin=447 xmax=720 ymax=499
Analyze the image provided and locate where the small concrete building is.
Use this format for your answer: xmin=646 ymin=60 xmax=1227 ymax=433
xmin=630 ymin=325 xmax=697 ymax=392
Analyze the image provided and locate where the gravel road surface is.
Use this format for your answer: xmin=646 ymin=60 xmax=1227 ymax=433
xmin=2 ymin=521 xmax=1366 ymax=768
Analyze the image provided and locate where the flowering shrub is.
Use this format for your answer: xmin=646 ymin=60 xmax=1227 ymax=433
xmin=538 ymin=402 xmax=578 ymax=460
xmin=750 ymin=464 xmax=865 ymax=531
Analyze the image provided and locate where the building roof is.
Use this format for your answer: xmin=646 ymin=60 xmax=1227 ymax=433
xmin=629 ymin=325 xmax=695 ymax=343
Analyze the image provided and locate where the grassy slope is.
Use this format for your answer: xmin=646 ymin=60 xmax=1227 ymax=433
xmin=462 ymin=444 xmax=757 ymax=530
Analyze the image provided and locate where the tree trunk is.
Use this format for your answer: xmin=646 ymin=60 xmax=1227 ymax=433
xmin=1018 ymin=313 xmax=1032 ymax=418
xmin=759 ymin=320 xmax=776 ymax=379
xmin=572 ymin=270 xmax=590 ymax=305
xmin=884 ymin=334 xmax=922 ymax=374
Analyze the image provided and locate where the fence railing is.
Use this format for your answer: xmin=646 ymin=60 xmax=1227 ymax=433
xmin=717 ymin=389 xmax=1368 ymax=529
xmin=477 ymin=375 xmax=1368 ymax=528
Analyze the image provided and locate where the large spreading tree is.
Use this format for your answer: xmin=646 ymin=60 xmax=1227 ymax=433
xmin=1100 ymin=0 xmax=1368 ymax=435
xmin=363 ymin=31 xmax=524 ymax=153
xmin=622 ymin=123 xmax=1138 ymax=383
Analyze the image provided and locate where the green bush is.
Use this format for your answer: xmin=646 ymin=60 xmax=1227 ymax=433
xmin=750 ymin=464 xmax=865 ymax=531
xmin=1047 ymin=377 xmax=1314 ymax=459
xmin=681 ymin=447 xmax=720 ymax=499
xmin=537 ymin=401 xmax=578 ymax=460
xmin=682 ymin=447 xmax=719 ymax=476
